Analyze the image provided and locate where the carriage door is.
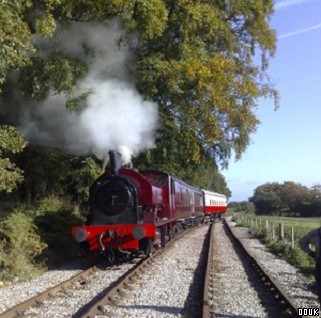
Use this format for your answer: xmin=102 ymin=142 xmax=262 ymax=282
xmin=170 ymin=178 xmax=176 ymax=220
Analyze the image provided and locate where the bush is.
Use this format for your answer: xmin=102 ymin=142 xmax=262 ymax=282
xmin=34 ymin=195 xmax=85 ymax=265
xmin=263 ymin=236 xmax=314 ymax=274
xmin=0 ymin=211 xmax=46 ymax=282
xmin=0 ymin=195 xmax=85 ymax=282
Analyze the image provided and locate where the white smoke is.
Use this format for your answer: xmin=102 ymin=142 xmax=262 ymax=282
xmin=16 ymin=21 xmax=159 ymax=163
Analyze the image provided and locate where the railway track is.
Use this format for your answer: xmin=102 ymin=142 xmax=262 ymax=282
xmin=203 ymin=220 xmax=300 ymax=318
xmin=0 ymin=259 xmax=106 ymax=318
xmin=0 ymin=268 xmax=91 ymax=317
xmin=0 ymin=226 xmax=199 ymax=318
xmin=80 ymin=248 xmax=165 ymax=318
xmin=79 ymin=226 xmax=198 ymax=318
xmin=2 ymin=220 xmax=309 ymax=318
xmin=80 ymin=225 xmax=209 ymax=317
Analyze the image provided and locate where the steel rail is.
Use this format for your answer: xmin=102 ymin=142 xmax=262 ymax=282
xmin=202 ymin=222 xmax=214 ymax=318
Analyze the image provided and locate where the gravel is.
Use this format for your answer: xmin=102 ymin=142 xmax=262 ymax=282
xmin=210 ymin=221 xmax=270 ymax=317
xmin=96 ymin=225 xmax=209 ymax=318
xmin=23 ymin=261 xmax=136 ymax=317
xmin=229 ymin=221 xmax=320 ymax=309
xmin=0 ymin=226 xmax=209 ymax=318
xmin=0 ymin=264 xmax=83 ymax=314
xmin=0 ymin=220 xmax=319 ymax=318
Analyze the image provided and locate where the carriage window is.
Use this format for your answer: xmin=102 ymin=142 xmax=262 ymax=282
xmin=156 ymin=175 xmax=167 ymax=187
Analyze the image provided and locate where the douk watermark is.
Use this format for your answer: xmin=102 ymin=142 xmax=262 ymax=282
xmin=298 ymin=307 xmax=319 ymax=317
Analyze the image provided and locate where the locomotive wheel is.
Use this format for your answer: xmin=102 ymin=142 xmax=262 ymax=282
xmin=142 ymin=238 xmax=153 ymax=256
xmin=173 ymin=224 xmax=181 ymax=235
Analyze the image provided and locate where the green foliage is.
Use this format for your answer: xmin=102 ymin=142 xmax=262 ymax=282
xmin=280 ymin=182 xmax=310 ymax=216
xmin=19 ymin=54 xmax=88 ymax=101
xmin=134 ymin=0 xmax=278 ymax=166
xmin=133 ymin=0 xmax=168 ymax=40
xmin=0 ymin=1 xmax=34 ymax=87
xmin=34 ymin=195 xmax=85 ymax=264
xmin=249 ymin=182 xmax=285 ymax=215
xmin=179 ymin=160 xmax=231 ymax=196
xmin=0 ymin=125 xmax=28 ymax=192
xmin=16 ymin=146 xmax=100 ymax=203
xmin=1 ymin=0 xmax=279 ymax=166
xmin=35 ymin=13 xmax=57 ymax=37
xmin=65 ymin=90 xmax=92 ymax=112
xmin=67 ymin=157 xmax=102 ymax=203
xmin=263 ymin=237 xmax=314 ymax=272
xmin=0 ymin=0 xmax=61 ymax=88
xmin=17 ymin=147 xmax=71 ymax=200
xmin=1 ymin=0 xmax=279 ymax=189
xmin=0 ymin=125 xmax=28 ymax=154
xmin=36 ymin=195 xmax=73 ymax=214
xmin=0 ymin=159 xmax=24 ymax=193
xmin=0 ymin=195 xmax=85 ymax=282
xmin=250 ymin=182 xmax=321 ymax=217
xmin=229 ymin=201 xmax=255 ymax=214
xmin=0 ymin=211 xmax=46 ymax=281
xmin=56 ymin=0 xmax=133 ymax=21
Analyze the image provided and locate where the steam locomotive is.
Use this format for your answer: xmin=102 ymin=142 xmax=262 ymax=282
xmin=72 ymin=151 xmax=227 ymax=261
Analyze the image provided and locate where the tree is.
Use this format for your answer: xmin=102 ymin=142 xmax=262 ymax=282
xmin=306 ymin=186 xmax=321 ymax=217
xmin=14 ymin=146 xmax=101 ymax=203
xmin=0 ymin=0 xmax=60 ymax=193
xmin=134 ymin=0 xmax=278 ymax=166
xmin=0 ymin=125 xmax=27 ymax=192
xmin=279 ymin=182 xmax=310 ymax=217
xmin=250 ymin=181 xmax=320 ymax=217
xmin=0 ymin=1 xmax=278 ymax=195
xmin=249 ymin=183 xmax=284 ymax=215
xmin=0 ymin=1 xmax=33 ymax=88
xmin=228 ymin=201 xmax=255 ymax=214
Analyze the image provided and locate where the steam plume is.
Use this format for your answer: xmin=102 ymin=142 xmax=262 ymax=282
xmin=9 ymin=22 xmax=159 ymax=163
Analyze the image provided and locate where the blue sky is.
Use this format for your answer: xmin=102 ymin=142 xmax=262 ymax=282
xmin=222 ymin=0 xmax=321 ymax=202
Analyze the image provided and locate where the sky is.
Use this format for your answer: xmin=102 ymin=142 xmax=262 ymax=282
xmin=222 ymin=0 xmax=321 ymax=202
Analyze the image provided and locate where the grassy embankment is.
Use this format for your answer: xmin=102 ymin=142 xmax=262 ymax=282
xmin=234 ymin=213 xmax=321 ymax=277
xmin=0 ymin=196 xmax=85 ymax=283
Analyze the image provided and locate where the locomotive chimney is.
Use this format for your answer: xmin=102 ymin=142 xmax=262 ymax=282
xmin=109 ymin=150 xmax=122 ymax=175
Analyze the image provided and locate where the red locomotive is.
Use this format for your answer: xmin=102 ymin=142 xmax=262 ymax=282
xmin=72 ymin=151 xmax=227 ymax=261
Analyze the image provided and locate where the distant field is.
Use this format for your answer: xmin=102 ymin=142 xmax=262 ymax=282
xmin=257 ymin=215 xmax=320 ymax=226
xmin=237 ymin=214 xmax=321 ymax=240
